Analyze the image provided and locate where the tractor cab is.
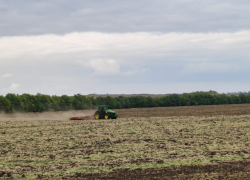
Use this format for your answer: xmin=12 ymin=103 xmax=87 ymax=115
xmin=99 ymin=105 xmax=108 ymax=112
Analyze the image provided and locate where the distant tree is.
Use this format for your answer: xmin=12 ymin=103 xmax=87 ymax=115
xmin=5 ymin=93 xmax=24 ymax=112
xmin=246 ymin=95 xmax=250 ymax=103
xmin=72 ymin=94 xmax=92 ymax=110
xmin=105 ymin=96 xmax=117 ymax=109
xmin=0 ymin=96 xmax=11 ymax=113
xmin=147 ymin=96 xmax=157 ymax=107
xmin=96 ymin=97 xmax=105 ymax=106
xmin=168 ymin=94 xmax=181 ymax=106
xmin=215 ymin=94 xmax=229 ymax=104
xmin=2 ymin=91 xmax=250 ymax=114
xmin=19 ymin=94 xmax=37 ymax=112
xmin=35 ymin=93 xmax=52 ymax=112
xmin=229 ymin=95 xmax=240 ymax=104
xmin=60 ymin=95 xmax=72 ymax=110
xmin=180 ymin=95 xmax=191 ymax=106
xmin=208 ymin=90 xmax=218 ymax=95
xmin=155 ymin=97 xmax=164 ymax=107
xmin=239 ymin=94 xmax=247 ymax=104
xmin=51 ymin=95 xmax=61 ymax=111
xmin=141 ymin=97 xmax=148 ymax=107
xmin=116 ymin=101 xmax=123 ymax=109
xmin=88 ymin=96 xmax=96 ymax=107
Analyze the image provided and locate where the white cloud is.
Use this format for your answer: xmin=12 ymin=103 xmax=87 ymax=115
xmin=88 ymin=59 xmax=121 ymax=76
xmin=2 ymin=74 xmax=13 ymax=78
xmin=79 ymin=59 xmax=149 ymax=76
xmin=8 ymin=83 xmax=21 ymax=90
xmin=1 ymin=30 xmax=248 ymax=69
xmin=0 ymin=31 xmax=250 ymax=94
xmin=1 ymin=31 xmax=250 ymax=65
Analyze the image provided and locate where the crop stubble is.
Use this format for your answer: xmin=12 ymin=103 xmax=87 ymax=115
xmin=1 ymin=104 xmax=250 ymax=179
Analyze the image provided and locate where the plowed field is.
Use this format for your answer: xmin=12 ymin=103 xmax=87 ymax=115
xmin=116 ymin=104 xmax=250 ymax=117
xmin=1 ymin=104 xmax=250 ymax=179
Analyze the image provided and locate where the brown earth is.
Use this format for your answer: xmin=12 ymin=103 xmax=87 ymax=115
xmin=116 ymin=104 xmax=250 ymax=118
xmin=1 ymin=104 xmax=250 ymax=179
xmin=63 ymin=161 xmax=250 ymax=180
xmin=1 ymin=104 xmax=250 ymax=121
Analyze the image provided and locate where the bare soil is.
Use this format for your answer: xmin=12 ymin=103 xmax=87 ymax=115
xmin=116 ymin=104 xmax=250 ymax=118
xmin=64 ymin=161 xmax=250 ymax=180
xmin=1 ymin=104 xmax=250 ymax=179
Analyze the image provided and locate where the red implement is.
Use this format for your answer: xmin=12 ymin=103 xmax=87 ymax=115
xmin=70 ymin=115 xmax=94 ymax=120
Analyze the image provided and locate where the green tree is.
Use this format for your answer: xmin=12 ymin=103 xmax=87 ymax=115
xmin=105 ymin=96 xmax=117 ymax=109
xmin=147 ymin=96 xmax=158 ymax=107
xmin=229 ymin=95 xmax=240 ymax=104
xmin=0 ymin=96 xmax=11 ymax=113
xmin=96 ymin=97 xmax=105 ymax=106
xmin=72 ymin=94 xmax=92 ymax=110
xmin=168 ymin=94 xmax=181 ymax=106
xmin=5 ymin=93 xmax=24 ymax=112
xmin=51 ymin=95 xmax=61 ymax=111
xmin=35 ymin=93 xmax=52 ymax=112
xmin=60 ymin=95 xmax=72 ymax=110
xmin=180 ymin=95 xmax=191 ymax=106
xmin=239 ymin=94 xmax=247 ymax=104
xmin=20 ymin=94 xmax=37 ymax=112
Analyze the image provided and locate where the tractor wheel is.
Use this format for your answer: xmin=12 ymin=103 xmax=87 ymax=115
xmin=94 ymin=111 xmax=100 ymax=120
xmin=104 ymin=113 xmax=110 ymax=120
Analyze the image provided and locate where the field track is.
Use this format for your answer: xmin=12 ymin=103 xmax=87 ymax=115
xmin=1 ymin=104 xmax=250 ymax=179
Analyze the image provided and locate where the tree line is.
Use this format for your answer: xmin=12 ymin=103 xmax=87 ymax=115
xmin=0 ymin=92 xmax=250 ymax=113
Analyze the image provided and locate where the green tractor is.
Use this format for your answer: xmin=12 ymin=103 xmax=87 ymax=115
xmin=94 ymin=105 xmax=118 ymax=120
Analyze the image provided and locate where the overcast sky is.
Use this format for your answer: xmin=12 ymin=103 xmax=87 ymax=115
xmin=1 ymin=0 xmax=250 ymax=95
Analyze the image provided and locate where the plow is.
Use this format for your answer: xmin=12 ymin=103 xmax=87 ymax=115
xmin=70 ymin=105 xmax=118 ymax=120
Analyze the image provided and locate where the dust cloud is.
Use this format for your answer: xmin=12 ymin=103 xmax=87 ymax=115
xmin=0 ymin=110 xmax=96 ymax=121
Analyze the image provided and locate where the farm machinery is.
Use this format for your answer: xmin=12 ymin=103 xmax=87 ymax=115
xmin=94 ymin=105 xmax=118 ymax=120
xmin=70 ymin=105 xmax=118 ymax=120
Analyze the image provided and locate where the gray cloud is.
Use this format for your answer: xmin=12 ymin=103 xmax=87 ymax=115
xmin=1 ymin=0 xmax=250 ymax=36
